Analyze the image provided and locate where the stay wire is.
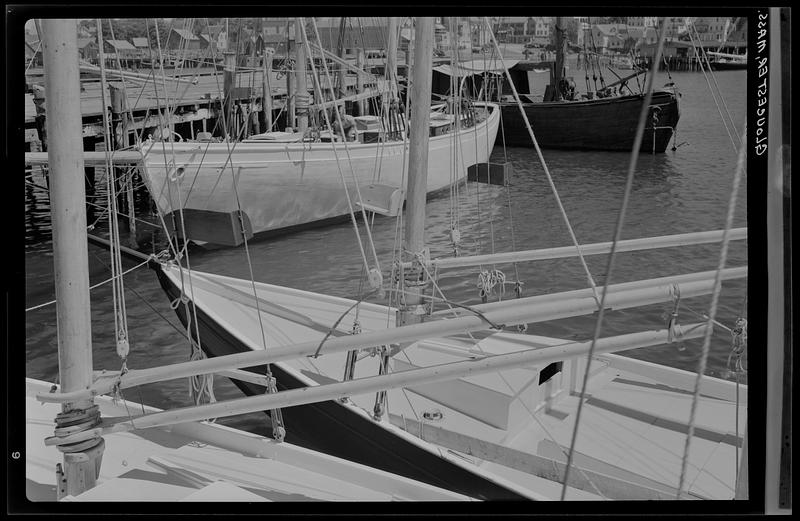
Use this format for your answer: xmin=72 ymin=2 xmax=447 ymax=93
xmin=676 ymin=122 xmax=747 ymax=499
xmin=559 ymin=19 xmax=669 ymax=501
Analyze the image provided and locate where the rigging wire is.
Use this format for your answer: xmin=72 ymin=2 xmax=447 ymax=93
xmin=684 ymin=21 xmax=741 ymax=152
xmin=676 ymin=122 xmax=747 ymax=499
xmin=96 ymin=18 xmax=131 ymax=371
xmin=149 ymin=18 xmax=214 ymax=406
xmin=559 ymin=19 xmax=669 ymax=501
xmin=483 ymin=18 xmax=602 ymax=308
xmin=302 ymin=18 xmax=383 ymax=277
xmin=690 ymin=21 xmax=742 ymax=143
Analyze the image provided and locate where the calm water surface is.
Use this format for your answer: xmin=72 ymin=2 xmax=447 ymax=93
xmin=24 ymin=69 xmax=748 ymax=435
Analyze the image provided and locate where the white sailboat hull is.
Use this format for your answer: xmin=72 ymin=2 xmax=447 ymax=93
xmin=25 ymin=378 xmax=474 ymax=501
xmin=157 ymin=265 xmax=747 ymax=500
xmin=140 ymin=103 xmax=500 ymax=236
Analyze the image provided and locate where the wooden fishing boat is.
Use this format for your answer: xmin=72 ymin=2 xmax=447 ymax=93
xmin=497 ymin=89 xmax=679 ymax=152
xmin=433 ymin=18 xmax=680 ymax=153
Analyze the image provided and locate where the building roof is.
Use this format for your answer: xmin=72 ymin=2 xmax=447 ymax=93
xmin=497 ymin=17 xmax=528 ymax=24
xmin=594 ymin=24 xmax=625 ymax=37
xmin=313 ymin=26 xmax=388 ymax=50
xmin=132 ymin=37 xmax=149 ymax=47
xmin=171 ymin=28 xmax=199 ymax=41
xmin=105 ymin=39 xmax=136 ymax=50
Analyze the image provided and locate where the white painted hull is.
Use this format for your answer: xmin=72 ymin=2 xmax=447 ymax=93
xmin=159 ymin=265 xmax=747 ymax=500
xmin=140 ymin=103 xmax=500 ymax=235
xmin=25 ymin=378 xmax=473 ymax=501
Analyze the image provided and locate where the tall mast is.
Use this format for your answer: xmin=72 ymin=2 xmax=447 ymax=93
xmin=398 ymin=17 xmax=434 ymax=327
xmin=336 ymin=17 xmax=348 ymax=99
xmin=285 ymin=19 xmax=295 ymax=129
xmin=41 ymin=18 xmax=105 ymax=499
xmin=294 ymin=18 xmax=309 ymax=133
xmin=386 ymin=17 xmax=398 ymax=98
xmin=553 ymin=16 xmax=566 ymax=100
xmin=261 ymin=18 xmax=273 ymax=132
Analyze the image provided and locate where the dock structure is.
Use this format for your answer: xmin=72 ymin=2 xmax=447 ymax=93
xmin=24 ymin=66 xmax=391 ymax=153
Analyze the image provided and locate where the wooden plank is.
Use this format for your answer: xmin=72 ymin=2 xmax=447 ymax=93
xmin=388 ymin=413 xmax=686 ymax=499
xmin=598 ymin=353 xmax=747 ymax=405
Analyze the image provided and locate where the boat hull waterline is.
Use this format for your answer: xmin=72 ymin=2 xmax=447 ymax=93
xmin=141 ymin=103 xmax=500 ymax=237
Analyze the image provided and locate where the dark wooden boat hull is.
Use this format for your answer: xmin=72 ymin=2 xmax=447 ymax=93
xmin=710 ymin=62 xmax=747 ymax=71
xmin=499 ymin=90 xmax=680 ymax=153
xmin=153 ymin=265 xmax=529 ymax=500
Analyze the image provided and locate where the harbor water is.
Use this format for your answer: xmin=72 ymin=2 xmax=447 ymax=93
xmin=24 ymin=69 xmax=748 ymax=437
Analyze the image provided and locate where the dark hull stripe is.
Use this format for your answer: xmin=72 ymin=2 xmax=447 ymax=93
xmin=153 ymin=265 xmax=530 ymax=500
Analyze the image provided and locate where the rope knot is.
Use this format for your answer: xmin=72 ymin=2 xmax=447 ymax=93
xmin=477 ymin=269 xmax=506 ymax=302
xmin=731 ymin=317 xmax=747 ymax=353
xmin=367 ymin=267 xmax=384 ymax=298
xmin=170 ymin=294 xmax=190 ymax=310
xmin=666 ymin=283 xmax=681 ymax=343
xmin=726 ymin=317 xmax=748 ymax=376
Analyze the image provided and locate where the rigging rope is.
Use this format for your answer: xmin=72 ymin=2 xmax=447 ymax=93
xmin=96 ymin=18 xmax=131 ymax=372
xmin=676 ymin=122 xmax=747 ymax=499
xmin=302 ymin=18 xmax=383 ymax=279
xmin=150 ymin=18 xmax=214 ymax=406
xmin=685 ymin=21 xmax=741 ymax=152
xmin=559 ymin=19 xmax=669 ymax=501
xmin=483 ymin=18 xmax=602 ymax=308
xmin=687 ymin=20 xmax=741 ymax=145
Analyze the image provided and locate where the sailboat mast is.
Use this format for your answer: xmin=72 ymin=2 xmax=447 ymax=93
xmin=262 ymin=18 xmax=273 ymax=132
xmin=41 ymin=18 xmax=105 ymax=498
xmin=553 ymin=16 xmax=566 ymax=100
xmin=399 ymin=17 xmax=434 ymax=327
xmin=295 ymin=18 xmax=309 ymax=133
xmin=387 ymin=17 xmax=398 ymax=98
xmin=336 ymin=17 xmax=347 ymax=99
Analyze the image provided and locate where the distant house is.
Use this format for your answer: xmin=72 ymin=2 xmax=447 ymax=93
xmin=104 ymin=39 xmax=138 ymax=59
xmin=494 ymin=16 xmax=529 ymax=42
xmin=168 ymin=28 xmax=202 ymax=51
xmin=76 ymin=38 xmax=99 ymax=62
xmin=590 ymin=24 xmax=627 ymax=53
xmin=198 ymin=25 xmax=226 ymax=52
xmin=240 ymin=31 xmax=265 ymax=56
